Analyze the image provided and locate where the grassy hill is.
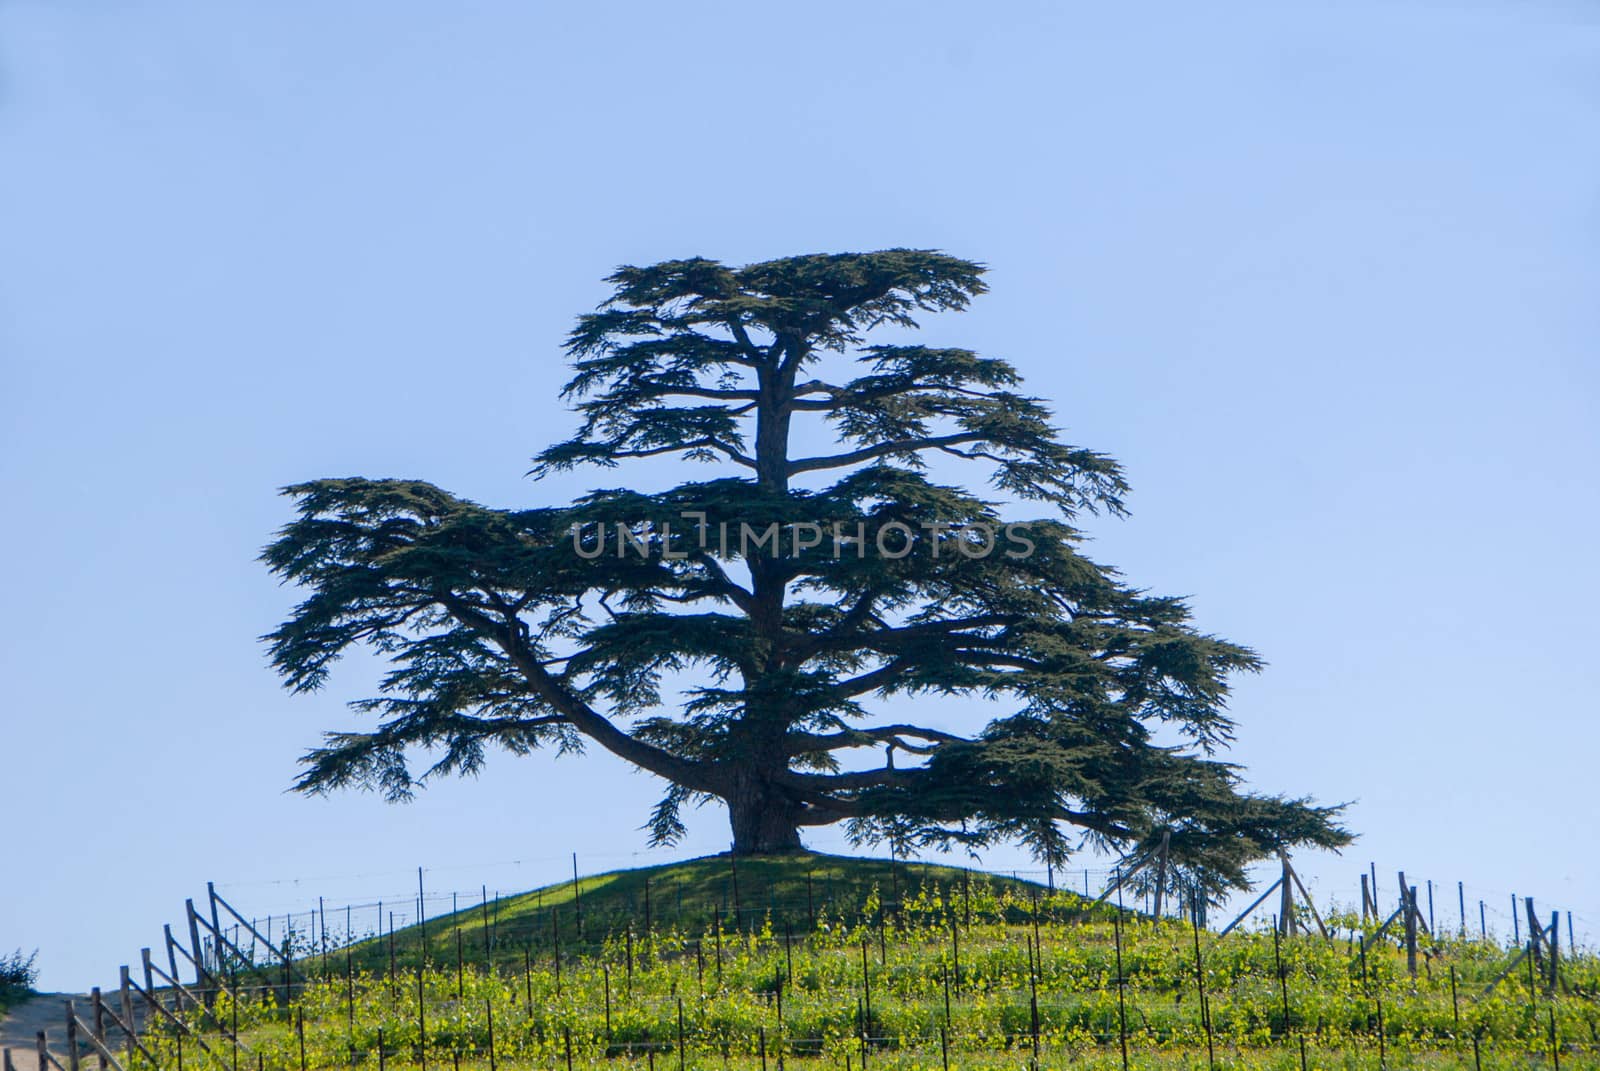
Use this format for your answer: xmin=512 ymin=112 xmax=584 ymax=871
xmin=342 ymin=852 xmax=1083 ymax=974
xmin=156 ymin=854 xmax=1598 ymax=1070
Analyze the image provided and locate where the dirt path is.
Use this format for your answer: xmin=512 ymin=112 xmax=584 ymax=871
xmin=1 ymin=993 xmax=89 ymax=1068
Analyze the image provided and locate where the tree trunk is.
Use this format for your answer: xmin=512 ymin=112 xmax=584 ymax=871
xmin=726 ymin=779 xmax=803 ymax=854
xmin=730 ymin=359 xmax=804 ymax=857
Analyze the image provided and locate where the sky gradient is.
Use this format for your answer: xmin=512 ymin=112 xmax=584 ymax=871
xmin=2 ymin=0 xmax=1597 ymax=991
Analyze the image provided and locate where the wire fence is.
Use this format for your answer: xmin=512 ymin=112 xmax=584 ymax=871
xmin=14 ymin=858 xmax=1599 ymax=1071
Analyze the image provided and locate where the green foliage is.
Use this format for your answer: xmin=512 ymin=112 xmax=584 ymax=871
xmin=0 ymin=947 xmax=39 ymax=1011
xmin=263 ymin=249 xmax=1351 ymax=887
xmin=142 ymin=862 xmax=1600 ymax=1071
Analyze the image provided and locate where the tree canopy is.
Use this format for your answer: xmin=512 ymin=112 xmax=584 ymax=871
xmin=263 ymin=249 xmax=1349 ymax=894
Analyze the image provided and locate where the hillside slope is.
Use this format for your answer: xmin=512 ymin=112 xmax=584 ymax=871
xmin=169 ymin=854 xmax=1600 ymax=1070
xmin=345 ymin=852 xmax=1083 ymax=973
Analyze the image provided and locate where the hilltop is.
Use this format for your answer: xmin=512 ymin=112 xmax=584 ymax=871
xmin=342 ymin=852 xmax=1091 ymax=974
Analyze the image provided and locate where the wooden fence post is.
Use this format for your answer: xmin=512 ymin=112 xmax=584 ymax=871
xmin=207 ymin=884 xmax=225 ymax=975
xmin=1547 ymin=910 xmax=1560 ymax=995
xmin=571 ymin=854 xmax=583 ymax=939
xmin=185 ymin=901 xmax=211 ymax=1004
xmin=1277 ymin=853 xmax=1295 ymax=937
xmin=1525 ymin=898 xmax=1544 ymax=975
xmin=1282 ymin=859 xmax=1329 ymax=939
xmin=118 ymin=969 xmax=136 ymax=1065
xmin=65 ymin=1001 xmax=81 ymax=1071
xmin=1404 ymin=887 xmax=1419 ymax=976
xmin=1151 ymin=831 xmax=1171 ymax=918
xmin=89 ymin=990 xmax=107 ymax=1071
xmin=139 ymin=951 xmax=160 ymax=1015
xmin=163 ymin=927 xmax=181 ymax=992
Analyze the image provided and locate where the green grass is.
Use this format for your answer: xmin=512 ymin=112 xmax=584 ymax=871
xmin=337 ymin=853 xmax=1072 ymax=974
xmin=149 ymin=855 xmax=1600 ymax=1070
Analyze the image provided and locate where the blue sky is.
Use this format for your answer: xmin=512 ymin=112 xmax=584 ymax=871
xmin=2 ymin=1 xmax=1597 ymax=991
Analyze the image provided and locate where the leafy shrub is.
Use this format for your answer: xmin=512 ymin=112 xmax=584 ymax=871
xmin=0 ymin=948 xmax=39 ymax=1007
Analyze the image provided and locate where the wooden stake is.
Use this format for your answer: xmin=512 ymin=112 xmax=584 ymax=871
xmin=551 ymin=911 xmax=562 ymax=996
xmin=485 ymin=1000 xmax=496 ymax=1071
xmin=1191 ymin=899 xmax=1215 ymax=1071
xmin=859 ymin=939 xmax=871 ymax=1037
xmin=1404 ymin=886 xmax=1419 ymax=976
xmin=950 ymin=914 xmax=961 ymax=997
xmin=416 ymin=967 xmax=427 ymax=1071
xmin=184 ymin=902 xmax=209 ymax=998
xmin=1220 ymin=876 xmax=1283 ymax=937
xmin=90 ymin=989 xmax=107 ymax=1071
xmin=117 ymin=969 xmax=136 ymax=1067
xmin=1152 ymin=831 xmax=1171 ymax=918
xmin=1548 ymin=909 xmax=1560 ymax=995
xmin=1285 ymin=861 xmax=1329 ymax=939
xmin=676 ymin=999 xmax=685 ymax=1071
xmin=571 ymin=854 xmax=583 ymax=938
xmin=1027 ymin=934 xmax=1040 ymax=1068
xmin=1112 ymin=916 xmax=1129 ymax=1071
xmin=1278 ymin=854 xmax=1295 ymax=937
xmin=1272 ymin=925 xmax=1291 ymax=1037
xmin=481 ymin=886 xmax=492 ymax=964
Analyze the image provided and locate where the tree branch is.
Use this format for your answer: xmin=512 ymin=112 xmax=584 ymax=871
xmin=627 ymin=383 xmax=759 ymax=403
xmin=786 ymin=381 xmax=996 ymax=412
xmin=601 ymin=439 xmax=758 ymax=469
xmin=777 ymin=765 xmax=913 ymax=793
xmin=788 ymin=432 xmax=991 ymax=475
xmin=800 ymin=614 xmax=1016 ymax=657
xmin=726 ymin=319 xmax=769 ymax=364
xmin=434 ymin=592 xmax=727 ymax=795
xmin=787 ymin=722 xmax=968 ymax=756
